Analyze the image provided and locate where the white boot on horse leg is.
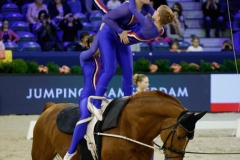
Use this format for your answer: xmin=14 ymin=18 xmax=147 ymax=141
xmin=87 ymin=96 xmax=110 ymax=121
xmin=63 ymin=150 xmax=77 ymax=160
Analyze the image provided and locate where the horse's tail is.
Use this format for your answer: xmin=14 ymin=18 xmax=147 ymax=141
xmin=42 ymin=102 xmax=55 ymax=113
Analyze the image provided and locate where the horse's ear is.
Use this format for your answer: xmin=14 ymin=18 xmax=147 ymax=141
xmin=194 ymin=111 xmax=207 ymax=122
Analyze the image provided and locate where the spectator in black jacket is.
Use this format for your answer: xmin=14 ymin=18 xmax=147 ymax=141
xmin=33 ymin=10 xmax=64 ymax=51
xmin=47 ymin=0 xmax=71 ymax=25
xmin=202 ymin=0 xmax=225 ymax=38
xmin=59 ymin=13 xmax=83 ymax=50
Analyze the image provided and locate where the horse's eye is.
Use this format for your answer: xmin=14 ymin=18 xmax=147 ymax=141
xmin=177 ymin=136 xmax=182 ymax=140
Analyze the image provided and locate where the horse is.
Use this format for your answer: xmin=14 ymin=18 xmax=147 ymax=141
xmin=31 ymin=90 xmax=207 ymax=160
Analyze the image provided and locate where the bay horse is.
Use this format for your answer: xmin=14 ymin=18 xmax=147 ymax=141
xmin=32 ymin=90 xmax=207 ymax=160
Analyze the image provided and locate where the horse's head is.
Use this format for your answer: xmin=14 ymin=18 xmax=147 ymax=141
xmin=160 ymin=111 xmax=207 ymax=160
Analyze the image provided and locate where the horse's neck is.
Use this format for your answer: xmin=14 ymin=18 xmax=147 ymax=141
xmin=125 ymin=97 xmax=184 ymax=142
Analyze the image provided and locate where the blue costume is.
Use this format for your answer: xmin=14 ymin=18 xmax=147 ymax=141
xmin=67 ymin=34 xmax=101 ymax=155
xmin=92 ymin=0 xmax=164 ymax=110
xmin=66 ymin=0 xmax=164 ymax=157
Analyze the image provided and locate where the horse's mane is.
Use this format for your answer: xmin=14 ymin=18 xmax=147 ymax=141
xmin=130 ymin=90 xmax=185 ymax=109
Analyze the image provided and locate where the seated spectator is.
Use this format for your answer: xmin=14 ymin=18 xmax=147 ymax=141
xmin=67 ymin=0 xmax=82 ymax=14
xmin=221 ymin=40 xmax=233 ymax=51
xmin=202 ymin=0 xmax=225 ymax=37
xmin=59 ymin=13 xmax=83 ymax=49
xmin=33 ymin=10 xmax=64 ymax=51
xmin=171 ymin=2 xmax=188 ymax=28
xmin=0 ymin=19 xmax=20 ymax=43
xmin=166 ymin=10 xmax=184 ymax=41
xmin=169 ymin=40 xmax=181 ymax=53
xmin=107 ymin=0 xmax=121 ymax=10
xmin=74 ymin=32 xmax=90 ymax=51
xmin=27 ymin=0 xmax=48 ymax=32
xmin=187 ymin=36 xmax=203 ymax=52
xmin=48 ymin=0 xmax=71 ymax=25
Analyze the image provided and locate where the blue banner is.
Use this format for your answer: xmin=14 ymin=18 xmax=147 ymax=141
xmin=0 ymin=74 xmax=210 ymax=114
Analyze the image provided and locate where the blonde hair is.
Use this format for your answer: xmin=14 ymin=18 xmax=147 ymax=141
xmin=133 ymin=74 xmax=147 ymax=85
xmin=158 ymin=5 xmax=175 ymax=25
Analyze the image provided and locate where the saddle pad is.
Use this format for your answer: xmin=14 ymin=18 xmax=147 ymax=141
xmin=80 ymin=139 xmax=94 ymax=160
xmin=94 ymin=97 xmax=130 ymax=160
xmin=56 ymin=105 xmax=80 ymax=134
xmin=101 ymin=97 xmax=130 ymax=131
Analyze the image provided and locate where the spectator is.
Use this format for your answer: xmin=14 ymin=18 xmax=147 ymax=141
xmin=67 ymin=0 xmax=82 ymax=14
xmin=74 ymin=32 xmax=90 ymax=51
xmin=202 ymin=0 xmax=225 ymax=37
xmin=166 ymin=10 xmax=184 ymax=41
xmin=107 ymin=0 xmax=121 ymax=10
xmin=133 ymin=74 xmax=149 ymax=93
xmin=59 ymin=13 xmax=83 ymax=49
xmin=33 ymin=10 xmax=64 ymax=51
xmin=187 ymin=36 xmax=203 ymax=52
xmin=169 ymin=40 xmax=181 ymax=53
xmin=0 ymin=18 xmax=20 ymax=43
xmin=172 ymin=2 xmax=187 ymax=28
xmin=27 ymin=0 xmax=48 ymax=32
xmin=221 ymin=40 xmax=233 ymax=51
xmin=48 ymin=0 xmax=71 ymax=25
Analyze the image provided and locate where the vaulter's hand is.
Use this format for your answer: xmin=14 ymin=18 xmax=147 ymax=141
xmin=118 ymin=30 xmax=131 ymax=44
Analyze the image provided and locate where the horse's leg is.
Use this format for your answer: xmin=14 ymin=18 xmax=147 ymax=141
xmin=32 ymin=120 xmax=55 ymax=160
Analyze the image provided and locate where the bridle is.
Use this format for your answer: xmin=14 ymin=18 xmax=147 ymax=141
xmin=158 ymin=111 xmax=194 ymax=159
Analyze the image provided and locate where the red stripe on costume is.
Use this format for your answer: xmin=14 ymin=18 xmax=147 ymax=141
xmin=93 ymin=58 xmax=100 ymax=89
xmin=211 ymin=103 xmax=240 ymax=112
xmin=95 ymin=0 xmax=108 ymax=14
xmin=128 ymin=32 xmax=154 ymax=41
xmin=127 ymin=27 xmax=165 ymax=42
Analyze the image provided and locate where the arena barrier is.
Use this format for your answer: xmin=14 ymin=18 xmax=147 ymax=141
xmin=1 ymin=74 xmax=239 ymax=115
